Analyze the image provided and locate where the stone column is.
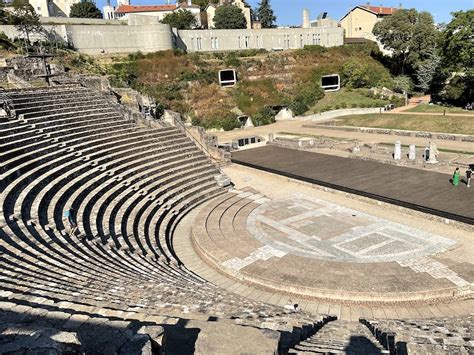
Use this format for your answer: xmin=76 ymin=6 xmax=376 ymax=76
xmin=428 ymin=141 xmax=439 ymax=164
xmin=394 ymin=141 xmax=401 ymax=160
xmin=408 ymin=144 xmax=416 ymax=160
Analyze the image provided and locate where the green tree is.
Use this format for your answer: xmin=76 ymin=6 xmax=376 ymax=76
xmin=373 ymin=9 xmax=439 ymax=75
xmin=213 ymin=4 xmax=247 ymax=29
xmin=161 ymin=9 xmax=197 ymax=29
xmin=11 ymin=0 xmax=42 ymax=52
xmin=69 ymin=1 xmax=102 ymax=19
xmin=415 ymin=49 xmax=441 ymax=92
xmin=256 ymin=0 xmax=276 ymax=28
xmin=192 ymin=0 xmax=218 ymax=11
xmin=437 ymin=10 xmax=474 ymax=105
xmin=441 ymin=10 xmax=473 ymax=76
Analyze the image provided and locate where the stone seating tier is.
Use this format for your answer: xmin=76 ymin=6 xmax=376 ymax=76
xmin=0 ymin=86 xmax=326 ymax=352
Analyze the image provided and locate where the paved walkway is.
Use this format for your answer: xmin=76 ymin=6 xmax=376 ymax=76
xmin=214 ymin=120 xmax=474 ymax=153
xmin=232 ymin=146 xmax=474 ymax=225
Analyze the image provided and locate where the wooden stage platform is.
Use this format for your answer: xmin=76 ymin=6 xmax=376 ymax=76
xmin=231 ymin=146 xmax=474 ymax=225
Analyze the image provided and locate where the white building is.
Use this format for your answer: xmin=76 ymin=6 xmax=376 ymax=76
xmin=28 ymin=0 xmax=81 ymax=17
xmin=105 ymin=0 xmax=201 ymax=27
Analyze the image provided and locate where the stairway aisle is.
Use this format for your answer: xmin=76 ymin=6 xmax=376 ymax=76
xmin=289 ymin=319 xmax=387 ymax=354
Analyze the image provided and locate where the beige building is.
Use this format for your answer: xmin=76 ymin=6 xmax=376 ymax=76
xmin=205 ymin=0 xmax=252 ymax=29
xmin=340 ymin=4 xmax=399 ymax=41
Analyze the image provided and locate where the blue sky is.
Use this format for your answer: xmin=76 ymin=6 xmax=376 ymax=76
xmin=100 ymin=0 xmax=474 ymax=25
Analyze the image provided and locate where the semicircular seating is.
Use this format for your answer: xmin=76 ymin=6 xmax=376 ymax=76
xmin=3 ymin=86 xmax=471 ymax=353
xmin=1 ymin=85 xmax=328 ymax=352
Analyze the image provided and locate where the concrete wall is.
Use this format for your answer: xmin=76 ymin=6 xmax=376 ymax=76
xmin=0 ymin=16 xmax=173 ymax=55
xmin=0 ymin=15 xmax=343 ymax=55
xmin=178 ymin=27 xmax=344 ymax=52
xmin=40 ymin=16 xmax=125 ymax=25
xmin=66 ymin=22 xmax=173 ymax=54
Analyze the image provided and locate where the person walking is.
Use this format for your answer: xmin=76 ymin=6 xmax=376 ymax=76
xmin=466 ymin=166 xmax=472 ymax=188
xmin=452 ymin=168 xmax=461 ymax=186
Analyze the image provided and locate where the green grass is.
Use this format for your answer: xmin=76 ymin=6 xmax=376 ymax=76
xmin=235 ymin=79 xmax=286 ymax=116
xmin=337 ymin=113 xmax=474 ymax=135
xmin=406 ymin=104 xmax=473 ymax=114
xmin=308 ymin=88 xmax=391 ymax=114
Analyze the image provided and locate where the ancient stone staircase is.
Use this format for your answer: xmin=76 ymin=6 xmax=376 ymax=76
xmin=289 ymin=319 xmax=387 ymax=354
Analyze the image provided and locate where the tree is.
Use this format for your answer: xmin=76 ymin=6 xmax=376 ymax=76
xmin=415 ymin=49 xmax=441 ymax=92
xmin=441 ymin=10 xmax=473 ymax=75
xmin=373 ymin=9 xmax=439 ymax=75
xmin=437 ymin=10 xmax=473 ymax=105
xmin=256 ymin=0 xmax=276 ymax=28
xmin=213 ymin=4 xmax=246 ymax=29
xmin=192 ymin=0 xmax=218 ymax=11
xmin=161 ymin=9 xmax=197 ymax=29
xmin=69 ymin=1 xmax=102 ymax=19
xmin=11 ymin=0 xmax=42 ymax=52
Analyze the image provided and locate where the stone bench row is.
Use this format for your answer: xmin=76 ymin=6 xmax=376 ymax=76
xmin=1 ymin=86 xmax=329 ymax=339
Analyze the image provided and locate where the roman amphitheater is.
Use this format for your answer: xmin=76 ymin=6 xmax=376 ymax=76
xmin=0 ymin=84 xmax=472 ymax=354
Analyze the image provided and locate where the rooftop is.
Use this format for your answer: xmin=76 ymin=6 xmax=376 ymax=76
xmin=361 ymin=4 xmax=399 ymax=15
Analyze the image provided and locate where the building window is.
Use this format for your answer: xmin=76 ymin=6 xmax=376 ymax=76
xmin=284 ymin=35 xmax=290 ymax=49
xmin=238 ymin=36 xmax=241 ymax=49
xmin=196 ymin=37 xmax=202 ymax=50
xmin=211 ymin=37 xmax=219 ymax=50
xmin=300 ymin=34 xmax=304 ymax=48
xmin=244 ymin=36 xmax=250 ymax=48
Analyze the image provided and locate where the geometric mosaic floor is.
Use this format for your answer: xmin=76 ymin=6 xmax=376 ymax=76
xmin=203 ymin=191 xmax=473 ymax=299
xmin=247 ymin=194 xmax=457 ymax=263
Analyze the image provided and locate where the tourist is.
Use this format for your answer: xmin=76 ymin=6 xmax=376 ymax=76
xmin=452 ymin=168 xmax=461 ymax=186
xmin=466 ymin=167 xmax=472 ymax=188
xmin=64 ymin=209 xmax=78 ymax=235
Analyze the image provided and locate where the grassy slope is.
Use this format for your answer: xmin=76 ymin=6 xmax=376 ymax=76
xmin=338 ymin=113 xmax=474 ymax=135
xmin=308 ymin=88 xmax=391 ymax=114
xmin=406 ymin=104 xmax=473 ymax=115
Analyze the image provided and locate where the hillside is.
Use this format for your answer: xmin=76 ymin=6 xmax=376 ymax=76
xmin=54 ymin=45 xmax=402 ymax=130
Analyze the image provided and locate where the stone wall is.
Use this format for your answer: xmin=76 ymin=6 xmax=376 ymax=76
xmin=0 ymin=16 xmax=344 ymax=55
xmin=177 ymin=27 xmax=344 ymax=52
xmin=299 ymin=108 xmax=383 ymax=121
xmin=304 ymin=124 xmax=474 ymax=143
xmin=0 ymin=15 xmax=173 ymax=55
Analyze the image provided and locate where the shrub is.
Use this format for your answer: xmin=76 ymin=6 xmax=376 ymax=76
xmin=342 ymin=58 xmax=393 ymax=89
xmin=392 ymin=75 xmax=414 ymax=94
xmin=252 ymin=106 xmax=276 ymax=126
xmin=340 ymin=102 xmax=347 ymax=109
xmin=351 ymin=103 xmax=358 ymax=108
xmin=302 ymin=45 xmax=327 ymax=54
xmin=224 ymin=52 xmax=241 ymax=67
xmin=289 ymin=98 xmax=308 ymax=116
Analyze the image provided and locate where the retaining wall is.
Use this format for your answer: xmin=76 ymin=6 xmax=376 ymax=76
xmin=177 ymin=27 xmax=344 ymax=52
xmin=303 ymin=124 xmax=474 ymax=143
xmin=298 ymin=107 xmax=383 ymax=121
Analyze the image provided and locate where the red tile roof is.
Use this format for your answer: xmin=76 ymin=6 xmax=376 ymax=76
xmin=361 ymin=5 xmax=399 ymax=15
xmin=115 ymin=3 xmax=199 ymax=14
